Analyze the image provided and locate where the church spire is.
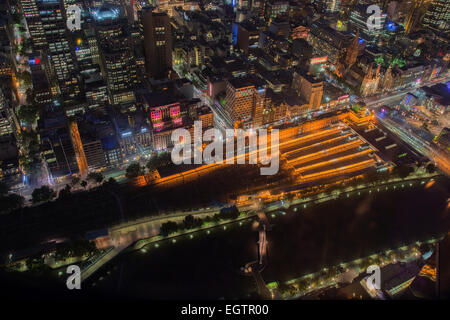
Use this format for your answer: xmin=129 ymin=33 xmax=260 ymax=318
xmin=375 ymin=63 xmax=381 ymax=77
xmin=345 ymin=29 xmax=360 ymax=67
xmin=366 ymin=62 xmax=373 ymax=80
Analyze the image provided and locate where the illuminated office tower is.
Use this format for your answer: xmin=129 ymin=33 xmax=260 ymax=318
xmin=37 ymin=0 xmax=80 ymax=101
xmin=94 ymin=6 xmax=137 ymax=105
xmin=404 ymin=0 xmax=427 ymax=34
xmin=292 ymin=70 xmax=324 ymax=112
xmin=19 ymin=0 xmax=46 ymax=48
xmin=72 ymin=32 xmax=92 ymax=69
xmin=348 ymin=4 xmax=386 ymax=43
xmin=225 ymin=77 xmax=267 ymax=128
xmin=0 ymin=87 xmax=13 ymax=137
xmin=320 ymin=0 xmax=341 ymax=13
xmin=422 ymin=0 xmax=450 ymax=35
xmin=85 ymin=28 xmax=100 ymax=65
xmin=141 ymin=7 xmax=172 ymax=79
xmin=264 ymin=0 xmax=289 ymax=21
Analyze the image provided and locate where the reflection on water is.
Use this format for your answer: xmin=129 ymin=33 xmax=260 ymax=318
xmin=85 ymin=180 xmax=449 ymax=299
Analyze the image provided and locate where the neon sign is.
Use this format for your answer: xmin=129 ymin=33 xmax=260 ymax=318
xmin=29 ymin=58 xmax=40 ymax=65
xmin=170 ymin=105 xmax=180 ymax=118
xmin=310 ymin=56 xmax=327 ymax=64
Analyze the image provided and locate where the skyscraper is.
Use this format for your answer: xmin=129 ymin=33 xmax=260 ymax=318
xmin=320 ymin=0 xmax=341 ymax=13
xmin=292 ymin=70 xmax=324 ymax=113
xmin=422 ymin=0 xmax=450 ymax=35
xmin=19 ymin=0 xmax=46 ymax=48
xmin=0 ymin=87 xmax=13 ymax=137
xmin=348 ymin=4 xmax=386 ymax=43
xmin=94 ymin=6 xmax=137 ymax=105
xmin=141 ymin=7 xmax=172 ymax=79
xmin=225 ymin=78 xmax=267 ymax=128
xmin=37 ymin=0 xmax=80 ymax=101
xmin=404 ymin=0 xmax=427 ymax=34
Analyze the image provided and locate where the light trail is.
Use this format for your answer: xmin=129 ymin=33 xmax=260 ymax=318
xmin=377 ymin=116 xmax=450 ymax=176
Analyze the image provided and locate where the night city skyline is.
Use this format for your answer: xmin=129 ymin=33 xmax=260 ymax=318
xmin=0 ymin=0 xmax=449 ymax=308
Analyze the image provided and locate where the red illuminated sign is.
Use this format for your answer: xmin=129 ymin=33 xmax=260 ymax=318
xmin=29 ymin=58 xmax=40 ymax=65
xmin=310 ymin=56 xmax=328 ymax=64
xmin=170 ymin=105 xmax=180 ymax=118
xmin=153 ymin=122 xmax=163 ymax=131
xmin=151 ymin=110 xmax=162 ymax=121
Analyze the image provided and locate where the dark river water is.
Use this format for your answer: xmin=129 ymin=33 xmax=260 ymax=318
xmin=81 ymin=177 xmax=449 ymax=299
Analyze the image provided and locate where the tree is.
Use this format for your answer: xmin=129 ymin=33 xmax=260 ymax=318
xmin=17 ymin=129 xmax=41 ymax=175
xmin=277 ymin=282 xmax=294 ymax=296
xmin=21 ymin=37 xmax=33 ymax=53
xmin=19 ymin=153 xmax=40 ymax=175
xmin=394 ymin=164 xmax=412 ymax=179
xmin=17 ymin=104 xmax=39 ymax=125
xmin=182 ymin=215 xmax=202 ymax=229
xmin=12 ymin=11 xmax=21 ymax=24
xmin=0 ymin=194 xmax=25 ymax=213
xmin=103 ymin=177 xmax=119 ymax=190
xmin=0 ymin=181 xmax=10 ymax=196
xmin=126 ymin=162 xmax=144 ymax=179
xmin=146 ymin=152 xmax=173 ymax=171
xmin=80 ymin=180 xmax=87 ymax=189
xmin=71 ymin=176 xmax=80 ymax=187
xmin=18 ymin=70 xmax=32 ymax=86
xmin=58 ymin=184 xmax=72 ymax=199
xmin=70 ymin=239 xmax=97 ymax=257
xmin=25 ymin=88 xmax=35 ymax=105
xmin=426 ymin=163 xmax=436 ymax=174
xmin=87 ymin=172 xmax=103 ymax=184
xmin=217 ymin=206 xmax=239 ymax=220
xmin=160 ymin=221 xmax=179 ymax=236
xmin=183 ymin=214 xmax=195 ymax=229
xmin=31 ymin=185 xmax=56 ymax=204
xmin=18 ymin=24 xmax=26 ymax=34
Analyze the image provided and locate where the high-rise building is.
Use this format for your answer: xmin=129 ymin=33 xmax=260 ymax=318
xmin=320 ymin=0 xmax=341 ymax=13
xmin=141 ymin=7 xmax=172 ymax=79
xmin=95 ymin=6 xmax=137 ymax=105
xmin=422 ymin=0 xmax=450 ymax=35
xmin=404 ymin=0 xmax=427 ymax=33
xmin=39 ymin=114 xmax=79 ymax=177
xmin=225 ymin=77 xmax=267 ymax=128
xmin=82 ymin=138 xmax=107 ymax=171
xmin=0 ymin=87 xmax=13 ymax=137
xmin=309 ymin=20 xmax=350 ymax=64
xmin=236 ymin=22 xmax=259 ymax=54
xmin=173 ymin=41 xmax=205 ymax=73
xmin=348 ymin=4 xmax=386 ymax=43
xmin=19 ymin=0 xmax=46 ymax=48
xmin=264 ymin=0 xmax=289 ymax=21
xmin=292 ymin=70 xmax=324 ymax=112
xmin=37 ymin=0 xmax=80 ymax=101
